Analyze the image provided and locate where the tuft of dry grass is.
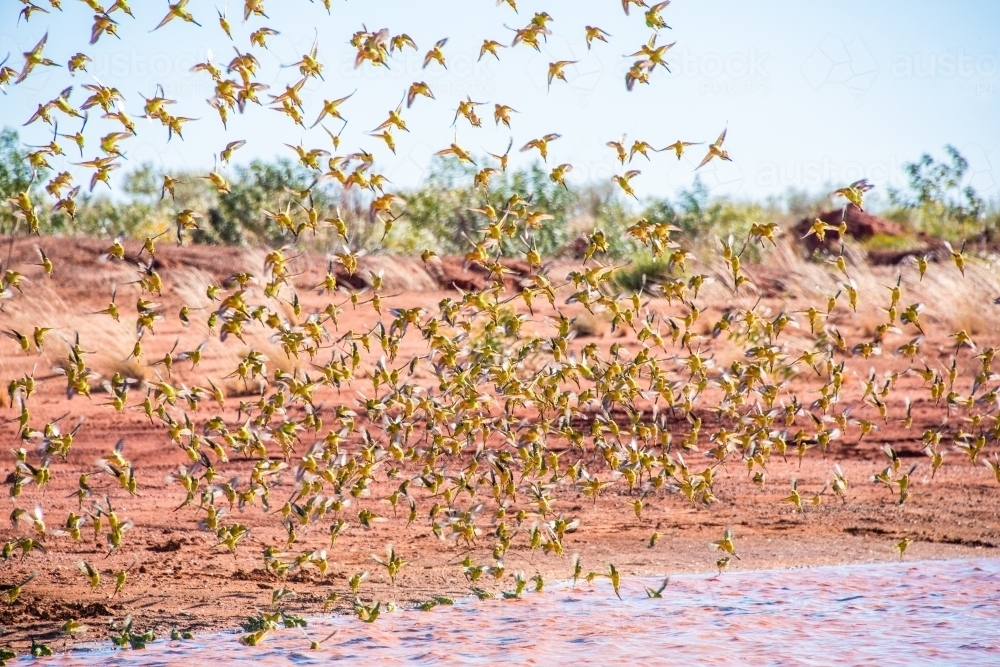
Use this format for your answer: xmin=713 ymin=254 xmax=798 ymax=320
xmin=2 ymin=287 xmax=148 ymax=386
xmin=741 ymin=240 xmax=1000 ymax=337
xmin=170 ymin=265 xmax=301 ymax=362
xmin=570 ymin=312 xmax=609 ymax=338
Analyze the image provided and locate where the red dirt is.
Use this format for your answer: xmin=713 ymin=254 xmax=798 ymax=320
xmin=1 ymin=235 xmax=998 ymax=652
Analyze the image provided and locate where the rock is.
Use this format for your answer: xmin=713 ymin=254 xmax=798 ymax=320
xmin=794 ymin=204 xmax=905 ymax=251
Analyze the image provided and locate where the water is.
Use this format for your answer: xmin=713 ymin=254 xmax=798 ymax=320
xmin=36 ymin=558 xmax=1000 ymax=666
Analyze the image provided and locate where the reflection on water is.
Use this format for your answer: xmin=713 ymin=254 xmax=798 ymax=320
xmin=42 ymin=558 xmax=1000 ymax=665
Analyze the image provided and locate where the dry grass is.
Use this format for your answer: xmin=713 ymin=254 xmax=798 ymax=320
xmin=739 ymin=240 xmax=1000 ymax=337
xmin=2 ymin=287 xmax=148 ymax=386
xmin=167 ymin=265 xmax=305 ymax=395
xmin=570 ymin=312 xmax=610 ymax=338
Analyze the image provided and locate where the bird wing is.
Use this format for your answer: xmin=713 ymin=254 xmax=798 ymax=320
xmin=694 ymin=150 xmax=714 ymax=170
xmin=152 ymin=10 xmax=175 ymax=31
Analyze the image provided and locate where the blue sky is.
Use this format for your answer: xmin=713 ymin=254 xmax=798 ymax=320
xmin=1 ymin=0 xmax=998 ymax=203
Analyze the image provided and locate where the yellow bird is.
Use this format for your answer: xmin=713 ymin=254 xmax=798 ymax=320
xmin=712 ymin=526 xmax=741 ymax=560
xmin=217 ymin=6 xmax=232 ymax=39
xmin=423 ymin=38 xmax=448 ymax=69
xmin=627 ymin=140 xmax=658 ymax=162
xmin=607 ymin=136 xmax=628 ymax=164
xmin=18 ymin=2 xmax=50 ymax=24
xmin=627 ymin=34 xmax=675 ymax=70
xmin=2 ymin=329 xmax=30 ymax=354
xmin=985 ymin=455 xmax=1000 ymax=485
xmin=16 ymin=32 xmax=60 ymax=85
xmin=32 ymin=246 xmax=53 ymax=275
xmin=61 ymin=619 xmax=87 ymax=635
xmin=612 ymin=170 xmax=641 ymax=199
xmin=832 ymin=178 xmax=875 ymax=211
xmin=645 ymin=1 xmax=672 ymax=30
xmin=435 ymin=137 xmax=476 ymax=165
xmin=406 ymin=81 xmax=435 ymax=108
xmin=220 ymin=140 xmax=246 ymax=163
xmin=366 ymin=129 xmax=395 ymax=154
xmin=250 ymin=27 xmax=280 ymax=49
xmin=942 ymin=240 xmax=966 ymax=276
xmin=66 ymin=53 xmax=92 ymax=74
xmin=487 ymin=138 xmax=513 ymax=171
xmin=109 ymin=0 xmax=136 ymax=17
xmin=453 ymin=96 xmax=486 ymax=127
xmin=243 ymin=0 xmax=268 ymax=21
xmin=4 ymin=571 xmax=38 ymax=604
xmin=390 ymin=34 xmax=418 ymax=53
xmin=78 ymin=560 xmax=101 ymax=589
xmin=90 ymin=13 xmax=119 ymax=45
xmin=622 ymin=0 xmax=649 ymax=15
xmin=547 ymin=61 xmax=577 ymax=90
xmin=802 ymin=218 xmax=837 ymax=243
xmin=175 ymin=209 xmax=203 ymax=243
xmin=950 ymin=329 xmax=975 ymax=353
xmin=695 ymin=127 xmax=732 ymax=170
xmin=645 ymin=577 xmax=669 ymax=598
xmin=479 ymin=39 xmax=506 ymax=61
xmin=607 ymin=563 xmax=622 ymax=600
xmin=662 ymin=140 xmax=703 ymax=160
xmin=152 ymin=0 xmax=201 ymax=31
xmin=32 ymin=327 xmax=53 ymax=352
xmin=549 ymin=163 xmax=573 ymax=189
xmin=494 ymin=104 xmax=517 ymax=129
xmin=894 ymin=537 xmax=913 ymax=561
xmin=520 ymin=133 xmax=561 ymax=161
xmin=585 ymin=26 xmax=611 ymax=50
xmin=782 ymin=479 xmax=804 ymax=511
xmin=311 ymin=91 xmax=355 ymax=128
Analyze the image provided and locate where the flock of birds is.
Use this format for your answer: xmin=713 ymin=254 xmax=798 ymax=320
xmin=1 ymin=0 xmax=998 ymax=657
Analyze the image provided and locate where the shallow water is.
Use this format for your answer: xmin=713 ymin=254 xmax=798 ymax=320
xmin=38 ymin=558 xmax=1000 ymax=666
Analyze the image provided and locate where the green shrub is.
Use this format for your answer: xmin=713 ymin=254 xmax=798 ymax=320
xmin=613 ymin=255 xmax=677 ymax=293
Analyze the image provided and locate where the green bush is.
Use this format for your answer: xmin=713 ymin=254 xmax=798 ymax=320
xmin=887 ymin=145 xmax=986 ymax=240
xmin=613 ymin=255 xmax=677 ymax=293
xmin=4 ymin=124 xmax=996 ymax=258
xmin=0 ymin=128 xmax=40 ymax=231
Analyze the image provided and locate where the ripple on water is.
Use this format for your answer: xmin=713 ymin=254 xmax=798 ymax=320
xmin=34 ymin=558 xmax=1000 ymax=666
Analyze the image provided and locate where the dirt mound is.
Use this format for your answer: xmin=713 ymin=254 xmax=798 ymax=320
xmin=794 ymin=204 xmax=905 ymax=251
xmin=424 ymin=257 xmax=533 ymax=293
xmin=0 ymin=235 xmax=533 ymax=296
